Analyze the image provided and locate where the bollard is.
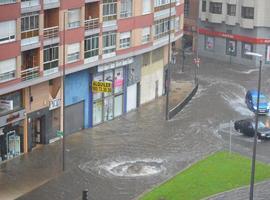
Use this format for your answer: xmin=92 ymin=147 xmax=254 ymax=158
xmin=82 ymin=189 xmax=88 ymax=200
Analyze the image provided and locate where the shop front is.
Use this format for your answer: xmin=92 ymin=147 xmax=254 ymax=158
xmin=0 ymin=109 xmax=25 ymax=162
xmin=0 ymin=90 xmax=25 ymax=162
xmin=27 ymin=107 xmax=50 ymax=151
xmin=91 ymin=57 xmax=133 ymax=126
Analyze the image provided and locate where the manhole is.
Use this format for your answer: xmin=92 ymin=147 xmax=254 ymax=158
xmin=101 ymin=159 xmax=165 ymax=177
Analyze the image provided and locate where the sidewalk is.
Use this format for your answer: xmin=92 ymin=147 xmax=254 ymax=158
xmin=0 ymin=81 xmax=197 ymax=200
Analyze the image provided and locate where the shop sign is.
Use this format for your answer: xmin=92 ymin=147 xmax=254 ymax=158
xmin=49 ymin=98 xmax=61 ymax=111
xmin=199 ymin=28 xmax=270 ymax=44
xmin=92 ymin=81 xmax=112 ymax=93
xmin=0 ymin=100 xmax=13 ymax=111
xmin=0 ymin=109 xmax=26 ymax=127
xmin=98 ymin=57 xmax=134 ymax=72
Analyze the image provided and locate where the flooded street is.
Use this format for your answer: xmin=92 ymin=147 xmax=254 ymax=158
xmin=10 ymin=57 xmax=270 ymax=200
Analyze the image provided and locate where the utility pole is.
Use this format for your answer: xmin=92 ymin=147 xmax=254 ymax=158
xmin=62 ymin=11 xmax=67 ymax=172
xmin=165 ymin=0 xmax=172 ymax=120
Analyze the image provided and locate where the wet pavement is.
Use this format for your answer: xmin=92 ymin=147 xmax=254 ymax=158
xmin=2 ymin=56 xmax=270 ymax=200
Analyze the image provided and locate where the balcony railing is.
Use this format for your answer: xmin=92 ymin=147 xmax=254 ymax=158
xmin=0 ymin=0 xmax=16 ymax=5
xmin=43 ymin=0 xmax=59 ymax=4
xmin=0 ymin=71 xmax=15 ymax=83
xmin=44 ymin=26 xmax=59 ymax=39
xmin=21 ymin=0 xmax=39 ymax=8
xmin=85 ymin=18 xmax=99 ymax=30
xmin=21 ymin=67 xmax=40 ymax=81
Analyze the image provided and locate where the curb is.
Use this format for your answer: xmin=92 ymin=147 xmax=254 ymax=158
xmin=169 ymin=83 xmax=199 ymax=119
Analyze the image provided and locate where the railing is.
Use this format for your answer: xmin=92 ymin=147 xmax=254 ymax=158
xmin=43 ymin=0 xmax=59 ymax=4
xmin=21 ymin=67 xmax=40 ymax=81
xmin=44 ymin=26 xmax=59 ymax=39
xmin=85 ymin=18 xmax=99 ymax=30
xmin=0 ymin=71 xmax=15 ymax=83
xmin=0 ymin=0 xmax=16 ymax=5
xmin=21 ymin=0 xmax=40 ymax=8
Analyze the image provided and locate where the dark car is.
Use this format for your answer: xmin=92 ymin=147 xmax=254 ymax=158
xmin=234 ymin=119 xmax=270 ymax=139
xmin=245 ymin=90 xmax=270 ymax=114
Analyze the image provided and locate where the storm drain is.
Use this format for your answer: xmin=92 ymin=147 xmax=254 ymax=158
xmin=101 ymin=159 xmax=165 ymax=177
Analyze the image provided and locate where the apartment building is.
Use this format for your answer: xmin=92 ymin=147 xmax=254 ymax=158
xmin=183 ymin=0 xmax=199 ymax=51
xmin=198 ymin=0 xmax=270 ymax=66
xmin=0 ymin=0 xmax=184 ymax=162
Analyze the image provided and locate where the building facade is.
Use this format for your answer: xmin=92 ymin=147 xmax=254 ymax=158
xmin=183 ymin=0 xmax=199 ymax=51
xmin=198 ymin=0 xmax=270 ymax=66
xmin=0 ymin=0 xmax=184 ymax=162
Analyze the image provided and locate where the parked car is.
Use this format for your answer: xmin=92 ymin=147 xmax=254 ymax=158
xmin=245 ymin=90 xmax=270 ymax=114
xmin=234 ymin=119 xmax=270 ymax=139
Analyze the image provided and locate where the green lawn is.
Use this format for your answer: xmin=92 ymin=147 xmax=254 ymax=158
xmin=139 ymin=151 xmax=270 ymax=200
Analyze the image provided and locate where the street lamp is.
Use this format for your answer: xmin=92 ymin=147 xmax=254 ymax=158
xmin=165 ymin=0 xmax=172 ymax=120
xmin=245 ymin=51 xmax=263 ymax=200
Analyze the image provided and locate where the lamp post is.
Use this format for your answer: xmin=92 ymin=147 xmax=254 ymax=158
xmin=245 ymin=51 xmax=263 ymax=200
xmin=165 ymin=0 xmax=172 ymax=120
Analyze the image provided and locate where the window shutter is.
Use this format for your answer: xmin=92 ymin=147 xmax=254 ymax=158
xmin=0 ymin=58 xmax=16 ymax=74
xmin=67 ymin=43 xmax=80 ymax=54
xmin=0 ymin=20 xmax=16 ymax=39
xmin=68 ymin=9 xmax=80 ymax=23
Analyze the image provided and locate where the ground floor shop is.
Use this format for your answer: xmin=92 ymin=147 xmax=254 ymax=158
xmin=27 ymin=108 xmax=50 ymax=151
xmin=198 ymin=27 xmax=270 ymax=66
xmin=91 ymin=57 xmax=141 ymax=126
xmin=140 ymin=48 xmax=164 ymax=104
xmin=0 ymin=110 xmax=26 ymax=162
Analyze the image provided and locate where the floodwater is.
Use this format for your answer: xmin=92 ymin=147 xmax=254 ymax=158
xmin=13 ymin=57 xmax=270 ymax=200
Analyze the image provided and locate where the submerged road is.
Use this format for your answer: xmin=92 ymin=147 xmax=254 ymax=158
xmin=2 ymin=57 xmax=270 ymax=200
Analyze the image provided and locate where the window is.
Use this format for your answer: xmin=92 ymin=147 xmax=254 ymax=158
xmin=226 ymin=39 xmax=237 ymax=56
xmin=154 ymin=17 xmax=170 ymax=39
xmin=0 ymin=58 xmax=16 ymax=83
xmin=184 ymin=0 xmax=190 ymax=16
xmin=119 ymin=32 xmax=131 ymax=49
xmin=120 ymin=0 xmax=132 ymax=18
xmin=242 ymin=7 xmax=254 ymax=19
xmin=142 ymin=27 xmax=150 ymax=44
xmin=21 ymin=12 xmax=39 ymax=39
xmin=209 ymin=2 xmax=222 ymax=14
xmin=103 ymin=31 xmax=116 ymax=54
xmin=142 ymin=0 xmax=151 ymax=14
xmin=154 ymin=0 xmax=171 ymax=7
xmin=68 ymin=9 xmax=81 ymax=28
xmin=227 ymin=4 xmax=236 ymax=16
xmin=175 ymin=17 xmax=180 ymax=32
xmin=202 ymin=0 xmax=206 ymax=12
xmin=67 ymin=43 xmax=80 ymax=63
xmin=0 ymin=20 xmax=16 ymax=44
xmin=242 ymin=42 xmax=253 ymax=59
xmin=266 ymin=45 xmax=270 ymax=63
xmin=0 ymin=91 xmax=22 ymax=116
xmin=205 ymin=36 xmax=214 ymax=51
xmin=43 ymin=44 xmax=59 ymax=72
xmin=103 ymin=0 xmax=117 ymax=21
xmin=84 ymin=34 xmax=99 ymax=59
xmin=0 ymin=0 xmax=16 ymax=5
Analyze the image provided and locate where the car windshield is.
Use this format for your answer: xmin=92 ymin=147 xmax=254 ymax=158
xmin=252 ymin=96 xmax=269 ymax=104
xmin=252 ymin=122 xmax=265 ymax=129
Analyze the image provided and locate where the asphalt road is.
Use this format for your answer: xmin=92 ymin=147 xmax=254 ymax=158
xmin=12 ymin=57 xmax=270 ymax=200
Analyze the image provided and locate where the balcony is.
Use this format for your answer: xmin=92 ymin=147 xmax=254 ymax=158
xmin=0 ymin=71 xmax=16 ymax=83
xmin=43 ymin=0 xmax=59 ymax=10
xmin=85 ymin=18 xmax=99 ymax=30
xmin=44 ymin=26 xmax=59 ymax=39
xmin=21 ymin=67 xmax=40 ymax=81
xmin=0 ymin=0 xmax=16 ymax=5
xmin=21 ymin=0 xmax=40 ymax=13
